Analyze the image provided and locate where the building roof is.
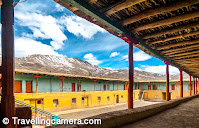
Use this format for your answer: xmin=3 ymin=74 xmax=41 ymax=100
xmin=54 ymin=0 xmax=199 ymax=78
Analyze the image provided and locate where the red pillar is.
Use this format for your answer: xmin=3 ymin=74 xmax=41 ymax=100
xmin=128 ymin=41 xmax=134 ymax=109
xmin=125 ymin=82 xmax=127 ymax=90
xmin=34 ymin=75 xmax=40 ymax=93
xmin=158 ymin=82 xmax=161 ymax=91
xmin=175 ymin=82 xmax=178 ymax=90
xmin=117 ymin=81 xmax=119 ymax=90
xmin=164 ymin=61 xmax=170 ymax=101
xmin=196 ymin=78 xmax=197 ymax=94
xmin=77 ymin=79 xmax=82 ymax=92
xmin=61 ymin=77 xmax=65 ymax=92
xmin=193 ymin=77 xmax=195 ymax=95
xmin=179 ymin=69 xmax=183 ymax=97
xmin=137 ymin=82 xmax=138 ymax=90
xmin=189 ymin=75 xmax=192 ymax=96
xmin=1 ymin=0 xmax=16 ymax=127
xmin=106 ymin=81 xmax=109 ymax=91
xmin=94 ymin=80 xmax=97 ymax=91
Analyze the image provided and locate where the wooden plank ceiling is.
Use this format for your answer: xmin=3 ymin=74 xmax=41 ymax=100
xmin=54 ymin=0 xmax=199 ymax=77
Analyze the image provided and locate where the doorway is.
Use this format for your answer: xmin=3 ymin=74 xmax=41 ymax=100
xmin=26 ymin=81 xmax=32 ymax=93
xmin=162 ymin=92 xmax=171 ymax=100
xmin=116 ymin=95 xmax=119 ymax=103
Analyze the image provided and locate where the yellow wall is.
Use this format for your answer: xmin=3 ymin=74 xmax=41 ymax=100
xmin=15 ymin=90 xmax=139 ymax=112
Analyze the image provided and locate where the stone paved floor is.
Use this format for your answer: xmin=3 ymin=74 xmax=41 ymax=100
xmin=122 ymin=98 xmax=199 ymax=128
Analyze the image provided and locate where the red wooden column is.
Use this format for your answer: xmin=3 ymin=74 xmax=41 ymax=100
xmin=189 ymin=75 xmax=192 ymax=96
xmin=164 ymin=61 xmax=170 ymax=101
xmin=175 ymin=82 xmax=178 ymax=90
xmin=196 ymin=78 xmax=198 ymax=94
xmin=128 ymin=41 xmax=134 ymax=109
xmin=77 ymin=79 xmax=82 ymax=92
xmin=158 ymin=82 xmax=161 ymax=91
xmin=117 ymin=81 xmax=119 ymax=90
xmin=179 ymin=69 xmax=183 ymax=98
xmin=34 ymin=75 xmax=40 ymax=93
xmin=93 ymin=80 xmax=97 ymax=91
xmin=125 ymin=82 xmax=127 ymax=90
xmin=193 ymin=77 xmax=195 ymax=95
xmin=1 ymin=0 xmax=16 ymax=127
xmin=106 ymin=81 xmax=109 ymax=91
xmin=137 ymin=82 xmax=138 ymax=90
xmin=61 ymin=77 xmax=65 ymax=92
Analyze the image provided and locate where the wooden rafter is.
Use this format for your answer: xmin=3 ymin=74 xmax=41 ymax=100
xmin=172 ymin=53 xmax=199 ymax=60
xmin=100 ymin=0 xmax=146 ymax=15
xmin=133 ymin=10 xmax=199 ymax=32
xmin=119 ymin=0 xmax=199 ymax=26
xmin=161 ymin=43 xmax=199 ymax=54
xmin=142 ymin=23 xmax=199 ymax=39
xmin=165 ymin=48 xmax=199 ymax=56
xmin=168 ymin=50 xmax=199 ymax=57
xmin=156 ymin=39 xmax=199 ymax=50
xmin=149 ymin=30 xmax=199 ymax=45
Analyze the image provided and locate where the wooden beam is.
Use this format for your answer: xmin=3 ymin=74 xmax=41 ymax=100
xmin=162 ymin=43 xmax=199 ymax=54
xmin=172 ymin=53 xmax=199 ymax=60
xmin=167 ymin=50 xmax=199 ymax=57
xmin=149 ymin=30 xmax=199 ymax=45
xmin=164 ymin=47 xmax=199 ymax=56
xmin=142 ymin=23 xmax=199 ymax=39
xmin=100 ymin=0 xmax=146 ymax=16
xmin=119 ymin=0 xmax=199 ymax=26
xmin=133 ymin=10 xmax=199 ymax=32
xmin=156 ymin=39 xmax=199 ymax=50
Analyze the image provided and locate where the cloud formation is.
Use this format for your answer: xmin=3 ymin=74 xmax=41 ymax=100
xmin=122 ymin=50 xmax=152 ymax=61
xmin=110 ymin=52 xmax=120 ymax=57
xmin=84 ymin=53 xmax=102 ymax=65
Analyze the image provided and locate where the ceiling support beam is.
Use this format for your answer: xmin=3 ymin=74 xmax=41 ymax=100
xmin=168 ymin=50 xmax=199 ymax=57
xmin=149 ymin=30 xmax=199 ymax=45
xmin=119 ymin=0 xmax=199 ymax=26
xmin=133 ymin=10 xmax=199 ymax=32
xmin=171 ymin=53 xmax=199 ymax=60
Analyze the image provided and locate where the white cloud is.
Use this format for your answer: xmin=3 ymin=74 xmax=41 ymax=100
xmin=110 ymin=52 xmax=120 ymax=57
xmin=59 ymin=15 xmax=106 ymax=39
xmin=122 ymin=50 xmax=152 ymax=61
xmin=134 ymin=67 xmax=142 ymax=71
xmin=139 ymin=65 xmax=179 ymax=74
xmin=15 ymin=3 xmax=67 ymax=50
xmin=83 ymin=53 xmax=102 ymax=65
xmin=55 ymin=4 xmax=65 ymax=12
xmin=15 ymin=37 xmax=64 ymax=57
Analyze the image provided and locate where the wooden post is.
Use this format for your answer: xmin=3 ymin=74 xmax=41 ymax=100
xmin=77 ymin=79 xmax=82 ymax=92
xmin=61 ymin=77 xmax=65 ymax=92
xmin=94 ymin=80 xmax=97 ymax=91
xmin=193 ymin=77 xmax=195 ymax=95
xmin=106 ymin=81 xmax=109 ymax=91
xmin=196 ymin=78 xmax=197 ymax=94
xmin=125 ymin=82 xmax=127 ymax=90
xmin=164 ymin=61 xmax=170 ymax=101
xmin=0 ymin=0 xmax=16 ymax=127
xmin=189 ymin=75 xmax=192 ymax=95
xmin=158 ymin=82 xmax=161 ymax=91
xmin=117 ymin=81 xmax=119 ymax=90
xmin=137 ymin=82 xmax=138 ymax=90
xmin=34 ymin=76 xmax=40 ymax=93
xmin=175 ymin=82 xmax=178 ymax=90
xmin=128 ymin=41 xmax=134 ymax=109
xmin=179 ymin=69 xmax=183 ymax=97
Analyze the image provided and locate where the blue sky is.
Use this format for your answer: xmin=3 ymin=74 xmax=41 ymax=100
xmin=11 ymin=0 xmax=179 ymax=74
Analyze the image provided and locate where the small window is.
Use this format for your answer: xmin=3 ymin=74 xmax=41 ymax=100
xmin=72 ymin=98 xmax=76 ymax=103
xmin=121 ymin=95 xmax=123 ymax=99
xmin=53 ymin=99 xmax=58 ymax=107
xmin=155 ymin=95 xmax=158 ymax=99
xmin=82 ymin=97 xmax=84 ymax=101
xmin=98 ymin=97 xmax=101 ymax=102
xmin=107 ymin=96 xmax=110 ymax=101
xmin=37 ymin=100 xmax=42 ymax=104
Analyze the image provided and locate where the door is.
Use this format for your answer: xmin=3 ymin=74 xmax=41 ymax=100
xmin=14 ymin=81 xmax=22 ymax=93
xmin=144 ymin=92 xmax=148 ymax=99
xmin=172 ymin=85 xmax=175 ymax=90
xmin=72 ymin=83 xmax=75 ymax=92
xmin=84 ymin=97 xmax=88 ymax=107
xmin=26 ymin=81 xmax=32 ymax=93
xmin=148 ymin=85 xmax=151 ymax=90
xmin=153 ymin=85 xmax=156 ymax=90
xmin=116 ymin=95 xmax=119 ymax=103
xmin=104 ymin=85 xmax=106 ymax=91
xmin=124 ymin=85 xmax=125 ymax=90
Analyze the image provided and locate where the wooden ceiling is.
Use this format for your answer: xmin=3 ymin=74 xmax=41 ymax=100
xmin=54 ymin=0 xmax=199 ymax=77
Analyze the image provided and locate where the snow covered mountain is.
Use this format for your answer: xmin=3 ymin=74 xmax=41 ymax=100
xmin=14 ymin=54 xmax=189 ymax=81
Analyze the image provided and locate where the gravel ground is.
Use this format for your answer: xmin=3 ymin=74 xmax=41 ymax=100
xmin=58 ymin=100 xmax=161 ymax=119
xmin=122 ymin=98 xmax=199 ymax=128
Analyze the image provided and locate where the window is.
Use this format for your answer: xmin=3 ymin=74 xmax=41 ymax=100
xmin=82 ymin=97 xmax=84 ymax=101
xmin=26 ymin=81 xmax=32 ymax=93
xmin=103 ymin=85 xmax=106 ymax=91
xmin=172 ymin=85 xmax=175 ymax=90
xmin=121 ymin=95 xmax=123 ymax=99
xmin=72 ymin=98 xmax=76 ymax=103
xmin=98 ymin=97 xmax=101 ymax=102
xmin=107 ymin=96 xmax=110 ymax=101
xmin=155 ymin=95 xmax=158 ymax=99
xmin=37 ymin=100 xmax=42 ymax=104
xmin=14 ymin=81 xmax=22 ymax=93
xmin=53 ymin=99 xmax=58 ymax=107
xmin=148 ymin=85 xmax=151 ymax=90
xmin=124 ymin=85 xmax=125 ymax=90
xmin=153 ymin=85 xmax=156 ymax=90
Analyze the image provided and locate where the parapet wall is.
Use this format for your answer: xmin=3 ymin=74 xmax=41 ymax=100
xmin=49 ymin=94 xmax=199 ymax=128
